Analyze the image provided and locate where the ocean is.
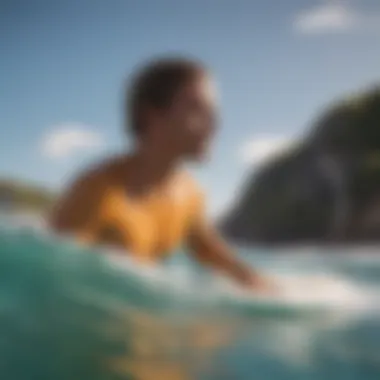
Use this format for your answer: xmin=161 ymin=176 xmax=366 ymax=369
xmin=0 ymin=220 xmax=379 ymax=380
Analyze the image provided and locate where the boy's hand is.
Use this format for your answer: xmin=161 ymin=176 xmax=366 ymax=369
xmin=242 ymin=272 xmax=279 ymax=295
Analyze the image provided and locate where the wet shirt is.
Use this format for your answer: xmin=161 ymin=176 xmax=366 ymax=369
xmin=50 ymin=157 xmax=204 ymax=262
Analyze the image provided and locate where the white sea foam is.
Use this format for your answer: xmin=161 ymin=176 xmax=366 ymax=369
xmin=103 ymin=248 xmax=379 ymax=322
xmin=1 ymin=220 xmax=379 ymax=321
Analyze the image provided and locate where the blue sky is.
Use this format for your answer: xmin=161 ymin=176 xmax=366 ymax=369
xmin=1 ymin=0 xmax=380 ymax=215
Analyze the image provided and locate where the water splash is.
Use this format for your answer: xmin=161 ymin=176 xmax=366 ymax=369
xmin=0 ymin=223 xmax=379 ymax=380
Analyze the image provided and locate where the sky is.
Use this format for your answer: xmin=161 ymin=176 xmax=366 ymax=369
xmin=1 ymin=0 xmax=380 ymax=216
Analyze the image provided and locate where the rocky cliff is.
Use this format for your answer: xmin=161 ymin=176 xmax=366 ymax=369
xmin=221 ymin=86 xmax=380 ymax=245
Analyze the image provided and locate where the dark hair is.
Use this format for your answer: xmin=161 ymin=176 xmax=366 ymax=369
xmin=125 ymin=57 xmax=206 ymax=137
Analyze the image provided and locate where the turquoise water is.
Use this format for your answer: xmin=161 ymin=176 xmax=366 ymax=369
xmin=0 ymin=223 xmax=379 ymax=380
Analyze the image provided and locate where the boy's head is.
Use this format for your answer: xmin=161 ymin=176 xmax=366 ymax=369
xmin=125 ymin=56 xmax=218 ymax=161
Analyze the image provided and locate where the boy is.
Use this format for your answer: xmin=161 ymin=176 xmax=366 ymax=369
xmin=50 ymin=57 xmax=273 ymax=292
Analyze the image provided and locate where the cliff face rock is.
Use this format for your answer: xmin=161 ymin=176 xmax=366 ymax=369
xmin=221 ymin=86 xmax=380 ymax=245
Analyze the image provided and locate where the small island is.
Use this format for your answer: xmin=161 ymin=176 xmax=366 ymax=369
xmin=0 ymin=178 xmax=56 ymax=215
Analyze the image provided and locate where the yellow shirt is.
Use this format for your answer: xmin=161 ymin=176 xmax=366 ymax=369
xmin=50 ymin=156 xmax=204 ymax=261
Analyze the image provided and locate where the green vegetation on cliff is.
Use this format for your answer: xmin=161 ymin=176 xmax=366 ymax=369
xmin=221 ymin=85 xmax=380 ymax=244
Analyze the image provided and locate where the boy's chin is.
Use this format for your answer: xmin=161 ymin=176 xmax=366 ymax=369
xmin=187 ymin=149 xmax=210 ymax=163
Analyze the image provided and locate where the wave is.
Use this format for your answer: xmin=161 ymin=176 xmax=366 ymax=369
xmin=0 ymin=224 xmax=378 ymax=317
xmin=0 ymin=223 xmax=379 ymax=379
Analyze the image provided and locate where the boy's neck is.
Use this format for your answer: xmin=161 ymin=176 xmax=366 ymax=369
xmin=125 ymin=144 xmax=182 ymax=195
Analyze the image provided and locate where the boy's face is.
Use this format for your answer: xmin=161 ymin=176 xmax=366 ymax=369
xmin=151 ymin=73 xmax=218 ymax=162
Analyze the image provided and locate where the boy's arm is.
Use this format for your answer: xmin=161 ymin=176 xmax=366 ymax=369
xmin=187 ymin=220 xmax=259 ymax=286
xmin=186 ymin=192 xmax=270 ymax=289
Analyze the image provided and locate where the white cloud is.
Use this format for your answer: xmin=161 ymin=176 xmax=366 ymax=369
xmin=41 ymin=123 xmax=104 ymax=159
xmin=239 ymin=135 xmax=294 ymax=166
xmin=294 ymin=2 xmax=356 ymax=34
xmin=293 ymin=1 xmax=380 ymax=35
